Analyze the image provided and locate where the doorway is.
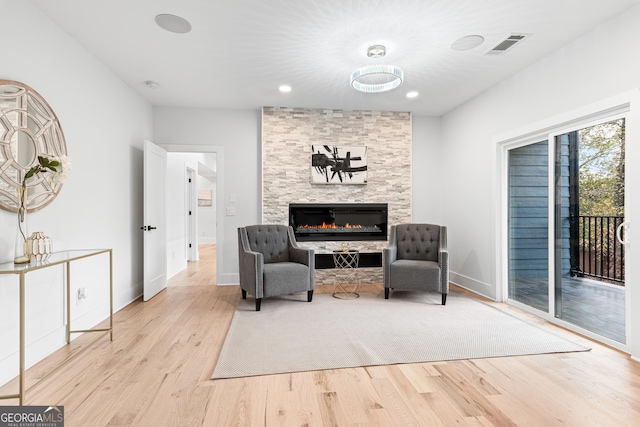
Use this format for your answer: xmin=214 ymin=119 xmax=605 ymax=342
xmin=164 ymin=145 xmax=224 ymax=286
xmin=501 ymin=102 xmax=632 ymax=350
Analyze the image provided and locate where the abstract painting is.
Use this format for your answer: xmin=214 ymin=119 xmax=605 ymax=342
xmin=311 ymin=145 xmax=368 ymax=184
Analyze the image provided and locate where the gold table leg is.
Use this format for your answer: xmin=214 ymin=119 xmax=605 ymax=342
xmin=66 ymin=261 xmax=71 ymax=344
xmin=19 ymin=272 xmax=25 ymax=405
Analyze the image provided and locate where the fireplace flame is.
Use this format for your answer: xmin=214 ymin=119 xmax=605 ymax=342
xmin=298 ymin=222 xmax=364 ymax=229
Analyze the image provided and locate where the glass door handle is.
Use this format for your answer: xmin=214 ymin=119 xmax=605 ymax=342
xmin=616 ymin=221 xmax=630 ymax=245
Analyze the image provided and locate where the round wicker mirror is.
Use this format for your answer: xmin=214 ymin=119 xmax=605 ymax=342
xmin=0 ymin=80 xmax=68 ymax=213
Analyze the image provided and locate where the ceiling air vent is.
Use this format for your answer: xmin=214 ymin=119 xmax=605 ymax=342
xmin=484 ymin=33 xmax=531 ymax=56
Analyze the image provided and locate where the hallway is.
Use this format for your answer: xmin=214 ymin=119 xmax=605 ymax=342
xmin=169 ymin=244 xmax=216 ymax=287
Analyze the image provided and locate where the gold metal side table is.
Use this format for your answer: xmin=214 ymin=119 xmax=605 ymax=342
xmin=0 ymin=249 xmax=113 ymax=405
xmin=332 ymin=249 xmax=359 ymax=299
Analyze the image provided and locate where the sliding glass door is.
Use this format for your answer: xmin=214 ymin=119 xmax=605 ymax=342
xmin=507 ymin=118 xmax=626 ymax=344
xmin=554 ymin=120 xmax=625 ymax=343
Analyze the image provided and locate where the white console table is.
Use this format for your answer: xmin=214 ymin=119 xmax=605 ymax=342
xmin=0 ymin=249 xmax=113 ymax=405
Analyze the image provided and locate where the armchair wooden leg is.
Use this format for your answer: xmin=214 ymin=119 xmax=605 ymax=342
xmin=241 ymin=289 xmax=247 ymax=299
xmin=307 ymin=290 xmax=313 ymax=302
xmin=256 ymin=298 xmax=261 ymax=311
xmin=442 ymin=293 xmax=447 ymax=305
xmin=385 ymin=288 xmax=389 ymax=299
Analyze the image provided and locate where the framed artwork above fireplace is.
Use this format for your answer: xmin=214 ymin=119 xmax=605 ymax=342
xmin=311 ymin=144 xmax=367 ymax=184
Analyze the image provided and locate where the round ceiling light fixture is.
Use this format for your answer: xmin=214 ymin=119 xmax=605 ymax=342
xmin=350 ymin=64 xmax=404 ymax=93
xmin=351 ymin=45 xmax=403 ymax=93
xmin=155 ymin=14 xmax=192 ymax=34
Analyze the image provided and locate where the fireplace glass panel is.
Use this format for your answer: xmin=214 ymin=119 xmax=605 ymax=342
xmin=289 ymin=203 xmax=388 ymax=241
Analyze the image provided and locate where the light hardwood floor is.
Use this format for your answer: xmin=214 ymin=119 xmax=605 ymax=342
xmin=168 ymin=244 xmax=217 ymax=287
xmin=2 ymin=245 xmax=640 ymax=426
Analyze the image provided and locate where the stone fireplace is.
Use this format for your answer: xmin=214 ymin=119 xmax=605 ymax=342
xmin=261 ymin=107 xmax=412 ymax=284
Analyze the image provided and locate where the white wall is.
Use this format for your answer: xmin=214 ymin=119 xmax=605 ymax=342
xmin=0 ymin=0 xmax=152 ymax=385
xmin=412 ymin=116 xmax=443 ymax=223
xmin=197 ymin=175 xmax=217 ymax=244
xmin=153 ymin=107 xmax=261 ymax=284
xmin=439 ymin=4 xmax=640 ymax=355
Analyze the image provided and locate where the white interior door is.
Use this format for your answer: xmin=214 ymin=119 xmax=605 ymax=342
xmin=143 ymin=140 xmax=167 ymax=301
xmin=186 ymin=165 xmax=198 ymax=261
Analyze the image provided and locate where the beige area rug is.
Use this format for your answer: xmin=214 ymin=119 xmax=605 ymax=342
xmin=211 ymin=290 xmax=590 ymax=379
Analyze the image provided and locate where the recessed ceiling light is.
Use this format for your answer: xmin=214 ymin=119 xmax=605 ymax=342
xmin=451 ymin=35 xmax=485 ymax=51
xmin=145 ymin=80 xmax=160 ymax=89
xmin=155 ymin=14 xmax=192 ymax=34
xmin=279 ymin=85 xmax=292 ymax=93
xmin=406 ymin=91 xmax=418 ymax=98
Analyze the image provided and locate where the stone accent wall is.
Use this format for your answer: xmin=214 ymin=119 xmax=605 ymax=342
xmin=262 ymin=107 xmax=412 ymax=284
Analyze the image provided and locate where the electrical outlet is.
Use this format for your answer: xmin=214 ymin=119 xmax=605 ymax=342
xmin=77 ymin=287 xmax=88 ymax=302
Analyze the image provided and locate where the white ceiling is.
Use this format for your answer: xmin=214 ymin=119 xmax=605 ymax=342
xmin=32 ymin=0 xmax=640 ymax=116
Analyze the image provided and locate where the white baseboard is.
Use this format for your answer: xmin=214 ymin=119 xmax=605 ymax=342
xmin=218 ymin=273 xmax=239 ymax=285
xmin=167 ymin=259 xmax=188 ymax=280
xmin=450 ymin=271 xmax=496 ymax=301
xmin=115 ymin=282 xmax=143 ymax=311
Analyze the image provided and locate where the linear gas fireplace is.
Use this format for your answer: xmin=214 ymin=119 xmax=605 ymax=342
xmin=289 ymin=203 xmax=388 ymax=242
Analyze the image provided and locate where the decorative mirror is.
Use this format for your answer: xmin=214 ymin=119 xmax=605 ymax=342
xmin=0 ymin=80 xmax=67 ymax=213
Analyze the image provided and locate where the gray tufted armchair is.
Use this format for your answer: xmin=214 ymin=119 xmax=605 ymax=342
xmin=238 ymin=225 xmax=315 ymax=311
xmin=383 ymin=224 xmax=449 ymax=305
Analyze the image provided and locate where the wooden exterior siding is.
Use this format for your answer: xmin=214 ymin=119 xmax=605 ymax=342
xmin=509 ymin=141 xmax=550 ymax=280
xmin=509 ymin=139 xmax=572 ymax=281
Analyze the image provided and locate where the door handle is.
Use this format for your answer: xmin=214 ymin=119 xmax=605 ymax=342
xmin=140 ymin=225 xmax=158 ymax=231
xmin=616 ymin=221 xmax=630 ymax=245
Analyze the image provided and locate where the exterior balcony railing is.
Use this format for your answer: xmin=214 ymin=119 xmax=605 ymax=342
xmin=575 ymin=215 xmax=625 ymax=284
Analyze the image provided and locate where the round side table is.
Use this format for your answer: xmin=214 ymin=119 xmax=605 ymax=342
xmin=332 ymin=249 xmax=360 ymax=299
